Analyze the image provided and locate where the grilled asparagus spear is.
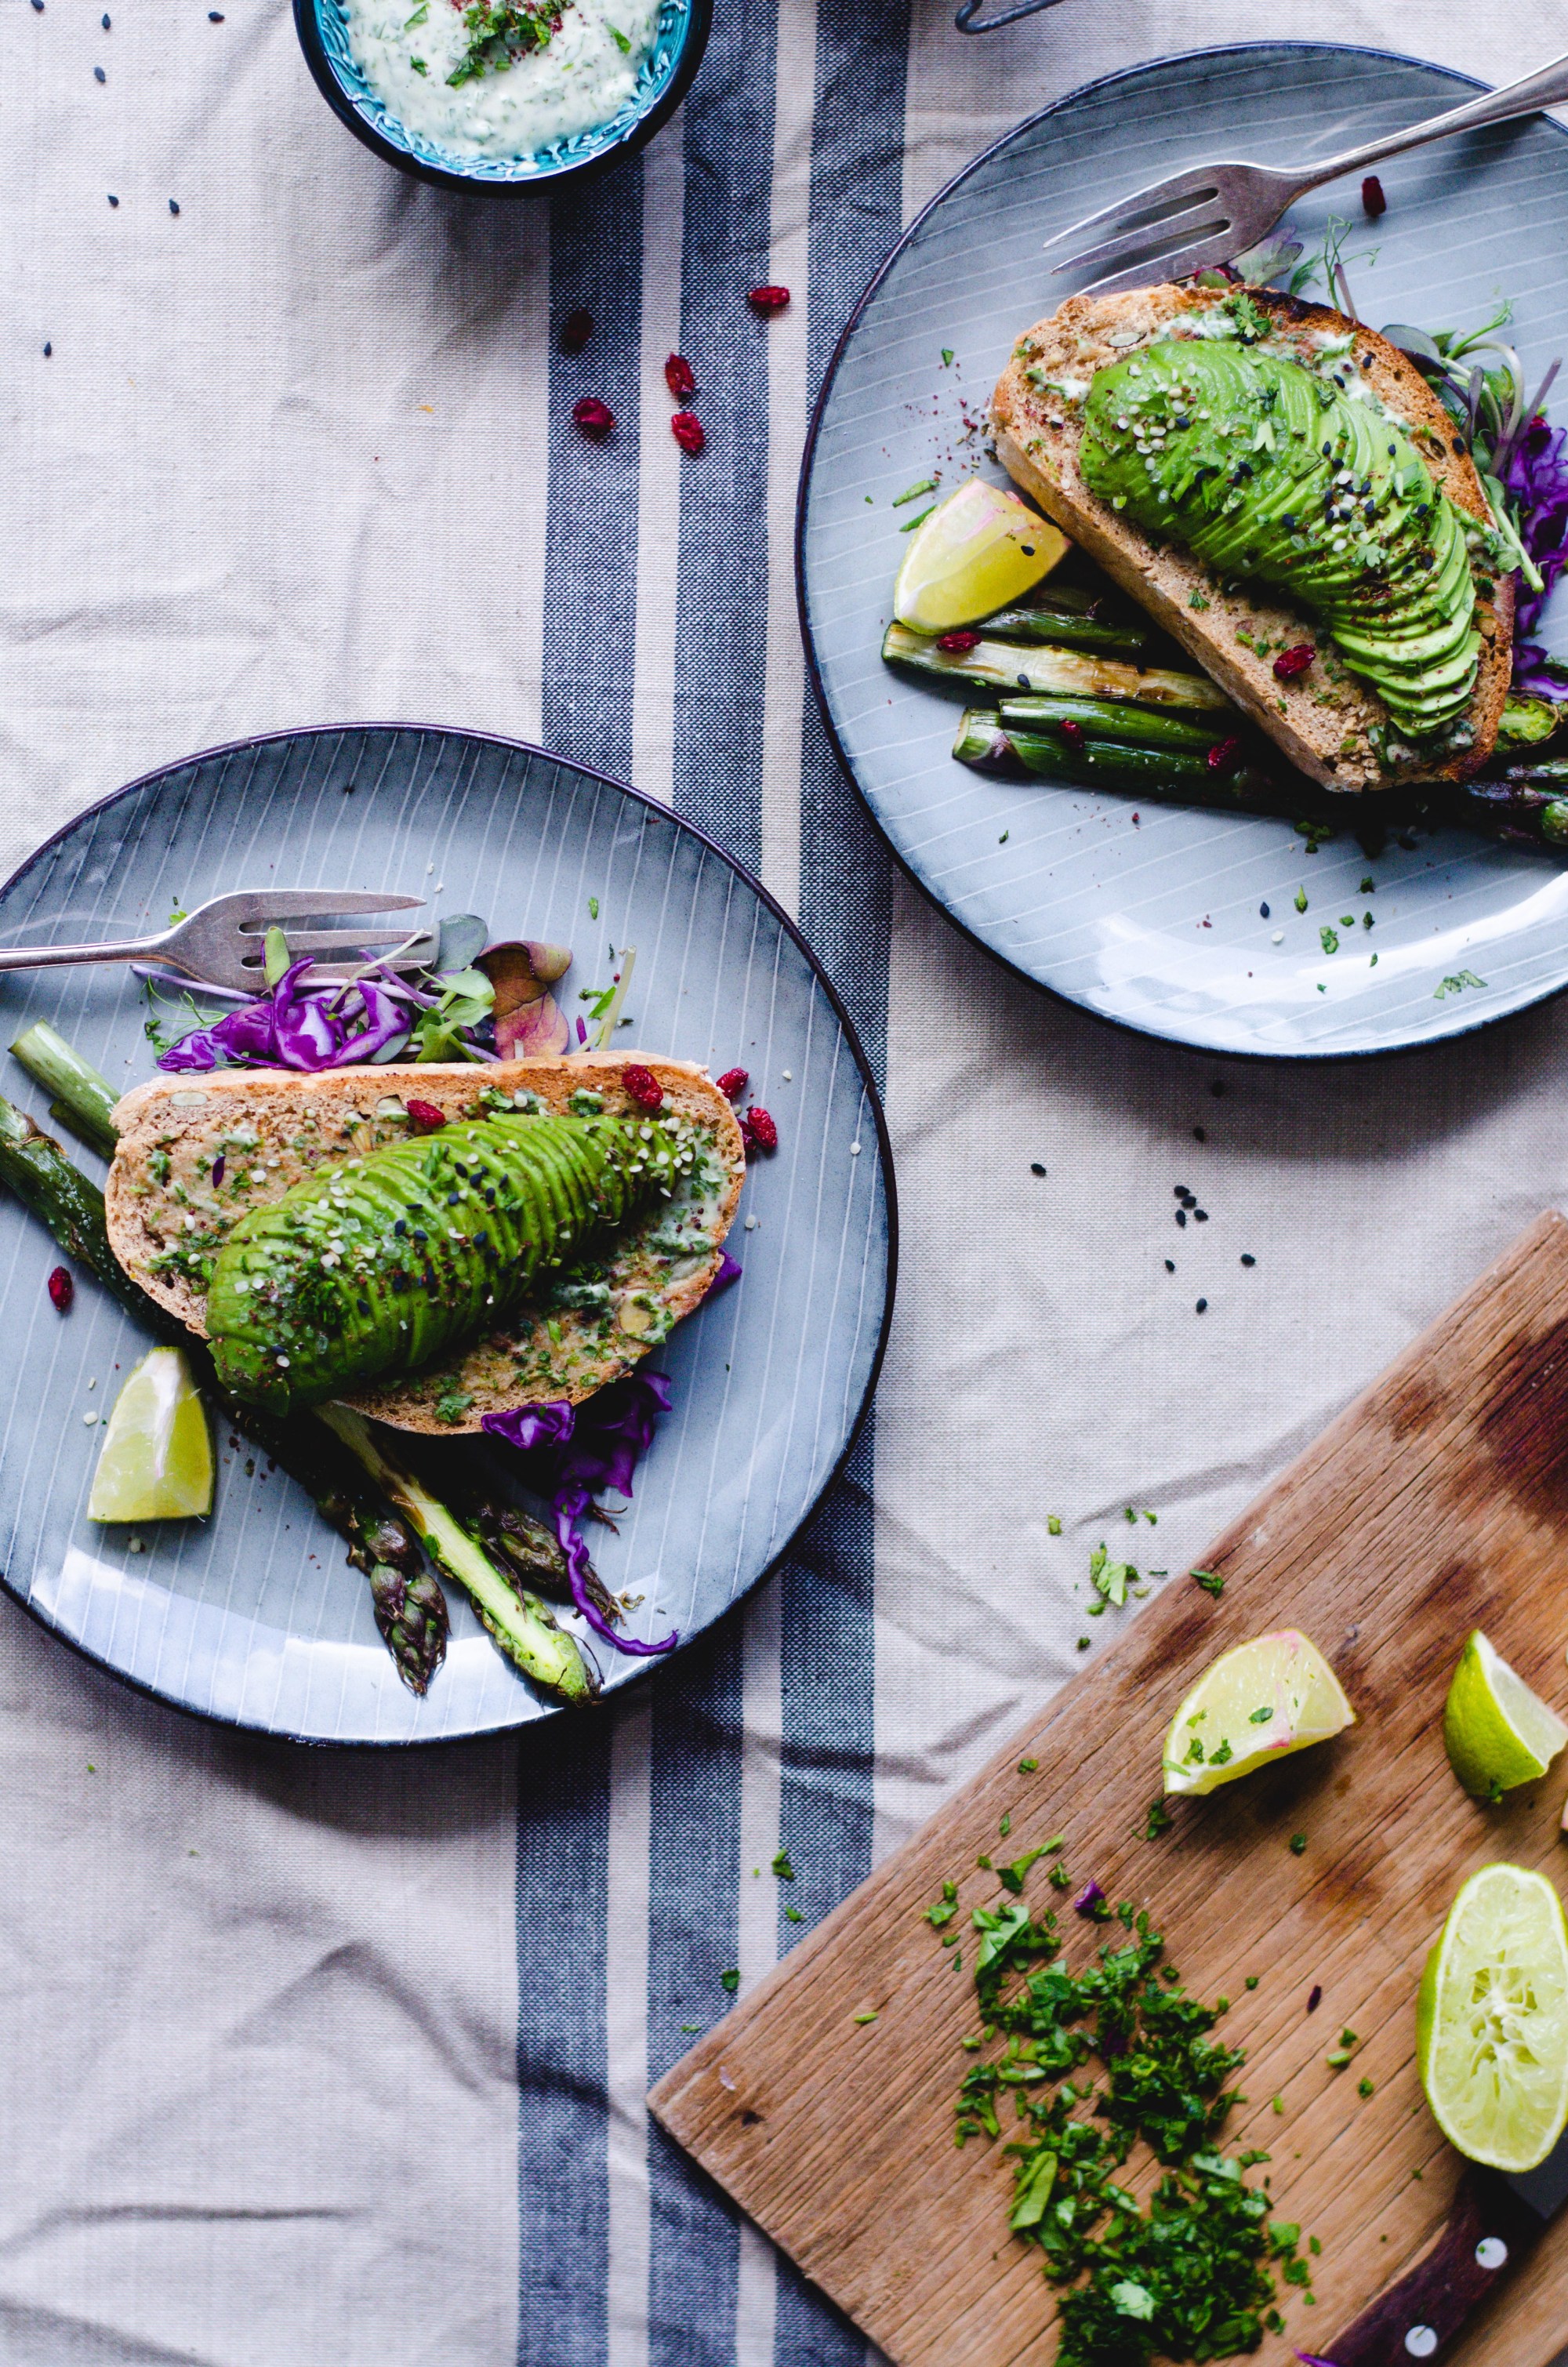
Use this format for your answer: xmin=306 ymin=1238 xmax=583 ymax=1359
xmin=883 ymin=620 xmax=1231 ymax=710
xmin=10 ymin=1022 xmax=121 ymax=1159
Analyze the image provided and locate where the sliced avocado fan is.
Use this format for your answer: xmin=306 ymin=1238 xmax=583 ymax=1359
xmin=1079 ymin=338 xmax=1483 ymax=746
xmin=205 ymin=1112 xmax=681 ymax=1418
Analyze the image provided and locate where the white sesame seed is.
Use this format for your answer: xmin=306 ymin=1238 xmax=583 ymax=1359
xmin=1272 ymin=931 xmax=1284 ymax=946
xmin=744 ymin=1215 xmax=757 ymax=1231
xmin=83 ymin=1411 xmax=98 ymax=1426
xmin=850 ymin=1142 xmax=862 ymax=1155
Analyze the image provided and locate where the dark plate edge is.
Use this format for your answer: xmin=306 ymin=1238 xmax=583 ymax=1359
xmin=794 ymin=38 xmax=1568 ymax=1069
xmin=0 ymin=721 xmax=898 ymax=1748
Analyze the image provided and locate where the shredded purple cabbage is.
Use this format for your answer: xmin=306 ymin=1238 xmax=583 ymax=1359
xmin=1072 ymin=1879 xmax=1106 ymax=1918
xmin=703 ymin=1251 xmax=742 ymax=1301
xmin=159 ymin=958 xmax=417 ymax=1073
xmin=1504 ymin=413 xmax=1568 ymax=686
xmin=1294 ymin=2354 xmax=1341 ymax=2366
xmin=482 ymin=1374 xmax=677 ymax=1657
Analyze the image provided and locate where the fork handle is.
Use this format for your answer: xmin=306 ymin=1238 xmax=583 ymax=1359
xmin=0 ymin=932 xmax=176 ymax=975
xmin=1293 ymin=49 xmax=1568 ymax=194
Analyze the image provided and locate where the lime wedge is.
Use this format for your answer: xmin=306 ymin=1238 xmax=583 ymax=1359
xmin=891 ymin=478 xmax=1069 ymax=633
xmin=1443 ymin=1630 xmax=1568 ymax=1798
xmin=87 ymin=1345 xmax=213 ymax=1522
xmin=1418 ymin=1863 xmax=1568 ymax=2172
xmin=1161 ymin=1628 xmax=1355 ymax=1797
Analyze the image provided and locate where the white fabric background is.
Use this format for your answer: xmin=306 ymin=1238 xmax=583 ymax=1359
xmin=5 ymin=0 xmax=1568 ymax=2360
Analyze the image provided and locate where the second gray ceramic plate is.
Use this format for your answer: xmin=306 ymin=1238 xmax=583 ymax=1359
xmin=800 ymin=44 xmax=1568 ymax=1058
xmin=0 ymin=728 xmax=891 ymax=1743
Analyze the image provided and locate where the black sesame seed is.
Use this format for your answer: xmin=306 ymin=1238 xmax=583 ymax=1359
xmin=1240 ymin=1253 xmax=1256 ymax=1267
xmin=43 ymin=342 xmax=51 ymax=356
xmin=1192 ymin=1125 xmax=1205 ymax=1142
xmin=1018 ymin=673 xmax=1029 ymax=690
xmin=102 ymin=10 xmax=111 ymax=24
xmin=94 ymin=64 xmax=106 ymax=80
xmin=209 ymin=8 xmax=224 ymax=16
xmin=1175 ymin=1210 xmax=1186 ymax=1228
xmin=1164 ymin=1258 xmax=1174 ymax=1273
xmin=1196 ymin=1298 xmax=1207 ymax=1313
xmin=1259 ymin=902 xmax=1269 ymax=918
xmin=107 ymin=192 xmax=118 ymax=205
xmin=1029 ymin=1160 xmax=1046 ymax=1176
xmin=1194 ymin=1209 xmax=1208 ymax=1223
xmin=169 ymin=198 xmax=180 ymax=214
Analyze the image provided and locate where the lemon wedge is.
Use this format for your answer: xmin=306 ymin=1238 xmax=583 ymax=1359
xmin=891 ymin=478 xmax=1068 ymax=633
xmin=88 ymin=1345 xmax=213 ymax=1522
xmin=1162 ymin=1628 xmax=1354 ymax=1796
xmin=1443 ymin=1629 xmax=1568 ymax=1798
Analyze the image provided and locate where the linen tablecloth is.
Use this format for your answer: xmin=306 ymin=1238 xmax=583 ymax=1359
xmin=5 ymin=0 xmax=1568 ymax=2358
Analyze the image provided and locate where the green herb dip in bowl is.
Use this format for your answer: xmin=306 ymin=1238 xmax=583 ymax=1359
xmin=295 ymin=0 xmax=710 ymax=194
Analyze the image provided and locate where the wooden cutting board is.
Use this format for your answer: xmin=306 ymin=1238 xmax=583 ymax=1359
xmin=652 ymin=1209 xmax=1568 ymax=2367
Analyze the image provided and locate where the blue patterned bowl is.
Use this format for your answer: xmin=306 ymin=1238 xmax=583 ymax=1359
xmin=294 ymin=0 xmax=710 ymax=194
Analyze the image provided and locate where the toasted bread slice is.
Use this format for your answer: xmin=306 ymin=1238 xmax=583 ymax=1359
xmin=106 ymin=1056 xmax=746 ymax=1435
xmin=991 ymin=283 xmax=1513 ymax=791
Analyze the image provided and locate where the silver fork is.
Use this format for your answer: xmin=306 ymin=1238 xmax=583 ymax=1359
xmin=0 ymin=890 xmax=438 ymax=994
xmin=1046 ymin=50 xmax=1568 ymax=295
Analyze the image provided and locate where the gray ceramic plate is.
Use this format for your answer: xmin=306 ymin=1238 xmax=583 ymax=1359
xmin=800 ymin=43 xmax=1568 ymax=1058
xmin=0 ymin=728 xmax=892 ymax=1742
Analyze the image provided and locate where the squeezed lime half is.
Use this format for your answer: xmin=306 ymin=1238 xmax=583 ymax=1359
xmin=1418 ymin=1862 xmax=1568 ymax=2173
xmin=1161 ymin=1628 xmax=1354 ymax=1797
xmin=1443 ymin=1629 xmax=1568 ymax=1799
xmin=891 ymin=478 xmax=1068 ymax=633
xmin=87 ymin=1345 xmax=213 ymax=1522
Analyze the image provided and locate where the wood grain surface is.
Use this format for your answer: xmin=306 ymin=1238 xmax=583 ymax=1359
xmin=651 ymin=1209 xmax=1568 ymax=2367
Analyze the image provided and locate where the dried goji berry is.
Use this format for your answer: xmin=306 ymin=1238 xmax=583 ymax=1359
xmin=621 ymin=1063 xmax=663 ymax=1111
xmin=1361 ymin=175 xmax=1386 ymax=219
xmin=559 ymin=308 xmax=593 ymax=354
xmin=716 ymin=1068 xmax=749 ymax=1100
xmin=937 ymin=629 xmax=981 ymax=653
xmin=742 ymin=1105 xmax=778 ymax=1154
xmin=1273 ymin=643 xmax=1316 ymax=681
xmin=747 ymin=285 xmax=790 ymax=315
xmin=671 ymin=410 xmax=706 ymax=455
xmin=572 ymin=394 xmax=615 ymax=440
xmin=664 ymin=353 xmax=695 ymax=400
xmin=47 ymin=1265 xmax=73 ymax=1313
xmin=406 ymin=1099 xmax=447 ymax=1134
xmin=1206 ymin=736 xmax=1243 ymax=775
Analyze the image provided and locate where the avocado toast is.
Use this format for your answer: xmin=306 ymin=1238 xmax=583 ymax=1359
xmin=105 ymin=1055 xmax=746 ymax=1435
xmin=991 ymin=281 xmax=1514 ymax=790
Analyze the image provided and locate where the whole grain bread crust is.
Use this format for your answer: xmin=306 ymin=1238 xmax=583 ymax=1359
xmin=990 ymin=283 xmax=1514 ymax=792
xmin=107 ymin=1055 xmax=746 ymax=1434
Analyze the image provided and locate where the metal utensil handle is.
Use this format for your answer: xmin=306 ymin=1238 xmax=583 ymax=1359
xmin=0 ymin=931 xmax=176 ymax=975
xmin=955 ymin=0 xmax=1067 ymax=30
xmin=1292 ymin=49 xmax=1568 ymax=194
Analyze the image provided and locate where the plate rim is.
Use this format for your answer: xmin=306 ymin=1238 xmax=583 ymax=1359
xmin=0 ymin=721 xmax=898 ymax=1748
xmin=795 ymin=37 xmax=1568 ymax=1067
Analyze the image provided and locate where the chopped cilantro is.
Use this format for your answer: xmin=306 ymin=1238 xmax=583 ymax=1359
xmin=1210 ymin=1739 xmax=1233 ymax=1767
xmin=1248 ymin=1707 xmax=1272 ymax=1723
xmin=608 ymin=22 xmax=630 ymax=49
xmin=434 ymin=1389 xmax=474 ymax=1425
xmin=892 ymin=476 xmax=938 ymax=507
xmin=925 ymin=1882 xmax=960 ymax=1929
xmin=1289 ymin=1832 xmax=1308 ymax=1855
xmin=1019 ymin=1757 xmax=1040 ymax=1773
xmin=784 ymin=1905 xmax=803 ymax=1924
xmin=1000 ymin=1813 xmax=1012 ymax=1839
xmin=1144 ymin=1799 xmax=1172 ymax=1840
xmin=1048 ymin=1861 xmax=1073 ymax=1890
xmin=943 ymin=1890 xmax=1312 ymax=2363
xmin=1047 ymin=1515 xmax=1062 ymax=1536
xmin=853 ymin=2010 xmax=879 ymax=2025
xmin=1244 ymin=1975 xmax=1259 ymax=1991
xmin=1294 ymin=887 xmax=1308 ymax=913
xmin=999 ymin=1846 xmax=1052 ymax=1895
xmin=771 ymin=1849 xmax=795 ymax=1880
xmin=941 ymin=347 xmax=953 ymax=367
xmin=1192 ymin=1568 xmax=1224 ymax=1598
xmin=719 ymin=1968 xmax=739 ymax=1994
xmin=588 ymin=895 xmax=600 ymax=919
xmin=1090 ymin=1543 xmax=1135 ymax=1606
